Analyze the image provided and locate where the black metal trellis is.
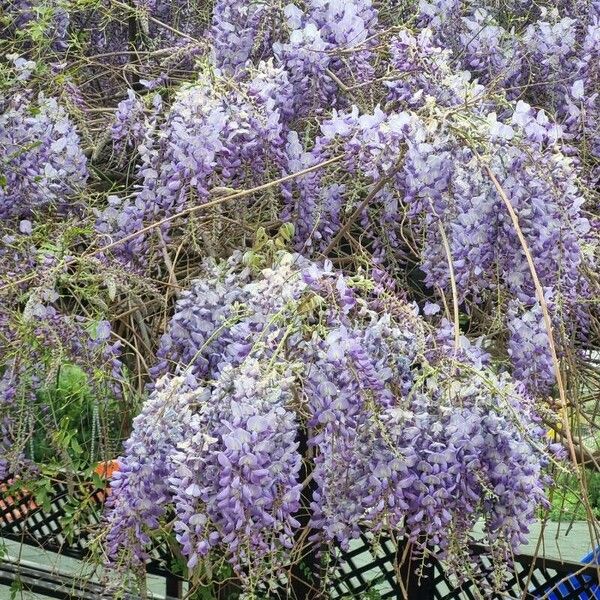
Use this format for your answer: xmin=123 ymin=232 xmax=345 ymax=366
xmin=329 ymin=533 xmax=600 ymax=599
xmin=0 ymin=557 xmax=107 ymax=599
xmin=1 ymin=475 xmax=599 ymax=599
xmin=0 ymin=474 xmax=181 ymax=597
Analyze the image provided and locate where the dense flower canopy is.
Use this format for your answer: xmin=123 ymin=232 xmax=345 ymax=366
xmin=1 ymin=0 xmax=599 ymax=596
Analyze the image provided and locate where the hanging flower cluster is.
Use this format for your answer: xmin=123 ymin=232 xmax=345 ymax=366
xmin=416 ymin=0 xmax=600 ymax=185
xmin=106 ymin=248 xmax=554 ymax=591
xmin=96 ymin=62 xmax=291 ymax=261
xmin=0 ymin=93 xmax=88 ymax=220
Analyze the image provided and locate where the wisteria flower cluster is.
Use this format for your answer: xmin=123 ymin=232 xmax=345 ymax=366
xmin=96 ymin=63 xmax=292 ymax=260
xmin=0 ymin=93 xmax=88 ymax=220
xmin=84 ymin=1 xmax=594 ymax=397
xmin=105 ymin=249 xmax=554 ymax=592
xmin=416 ymin=0 xmax=600 ymax=185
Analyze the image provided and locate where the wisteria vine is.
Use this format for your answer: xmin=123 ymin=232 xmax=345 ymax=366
xmin=2 ymin=0 xmax=599 ymax=596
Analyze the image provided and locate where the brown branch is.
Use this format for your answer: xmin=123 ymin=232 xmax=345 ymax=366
xmin=0 ymin=155 xmax=344 ymax=294
xmin=323 ymin=172 xmax=393 ymax=256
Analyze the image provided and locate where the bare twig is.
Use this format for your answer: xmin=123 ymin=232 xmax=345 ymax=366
xmin=0 ymin=155 xmax=344 ymax=294
xmin=323 ymin=171 xmax=395 ymax=255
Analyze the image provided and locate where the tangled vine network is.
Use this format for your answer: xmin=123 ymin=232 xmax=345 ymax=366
xmin=1 ymin=0 xmax=599 ymax=597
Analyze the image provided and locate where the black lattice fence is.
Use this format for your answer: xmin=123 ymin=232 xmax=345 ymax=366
xmin=1 ymin=475 xmax=599 ymax=599
xmin=0 ymin=557 xmax=124 ymax=600
xmin=329 ymin=533 xmax=600 ymax=599
xmin=0 ymin=474 xmax=181 ymax=597
xmin=1 ymin=476 xmax=103 ymax=559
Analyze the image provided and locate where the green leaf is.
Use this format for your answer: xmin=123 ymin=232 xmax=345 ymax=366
xmin=91 ymin=472 xmax=105 ymax=489
xmin=10 ymin=579 xmax=23 ymax=599
xmin=70 ymin=437 xmax=83 ymax=455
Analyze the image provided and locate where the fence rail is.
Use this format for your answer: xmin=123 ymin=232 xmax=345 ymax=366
xmin=1 ymin=476 xmax=599 ymax=599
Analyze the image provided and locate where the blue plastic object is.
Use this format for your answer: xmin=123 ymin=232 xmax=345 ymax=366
xmin=538 ymin=547 xmax=600 ymax=599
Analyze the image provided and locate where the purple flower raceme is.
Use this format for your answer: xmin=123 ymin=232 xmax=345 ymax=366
xmin=507 ymin=300 xmax=556 ymax=395
xmin=273 ymin=0 xmax=379 ymax=117
xmin=110 ymin=90 xmax=148 ymax=160
xmin=105 ymin=375 xmax=203 ymax=567
xmin=283 ymin=106 xmax=420 ymax=254
xmin=210 ymin=0 xmax=284 ymax=73
xmin=458 ymin=8 xmax=525 ymax=92
xmin=151 ymin=250 xmax=307 ymax=383
xmin=170 ymin=360 xmax=302 ymax=573
xmin=385 ymin=28 xmax=485 ymax=109
xmin=0 ymin=94 xmax=88 ymax=220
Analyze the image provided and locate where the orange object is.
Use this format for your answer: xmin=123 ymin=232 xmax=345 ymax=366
xmin=93 ymin=460 xmax=121 ymax=501
xmin=0 ymin=479 xmax=38 ymax=523
xmin=94 ymin=459 xmax=120 ymax=480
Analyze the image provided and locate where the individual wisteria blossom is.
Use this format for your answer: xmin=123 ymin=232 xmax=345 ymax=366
xmin=106 ymin=249 xmax=557 ymax=592
xmin=0 ymin=94 xmax=88 ymax=220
